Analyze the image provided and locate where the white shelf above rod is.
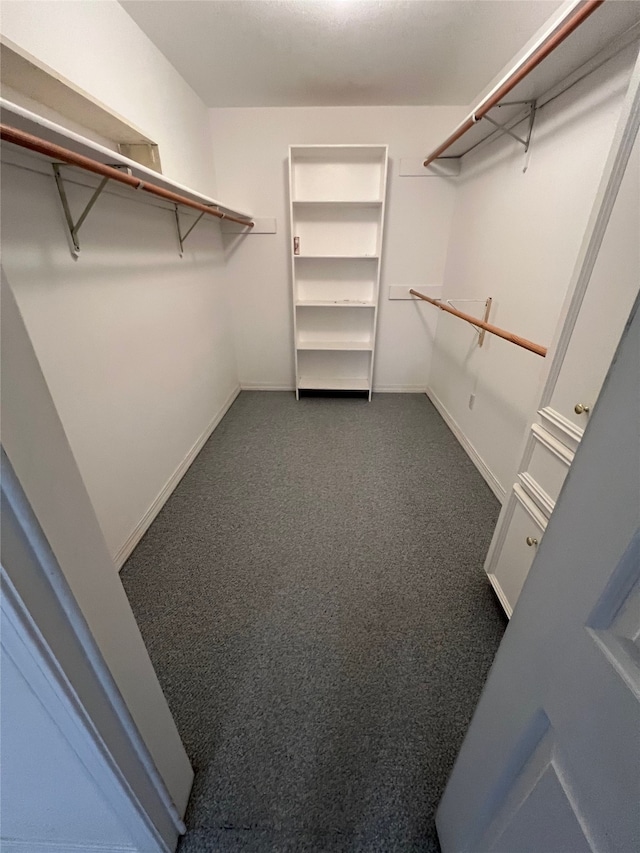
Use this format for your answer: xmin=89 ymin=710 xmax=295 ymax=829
xmin=0 ymin=98 xmax=255 ymax=257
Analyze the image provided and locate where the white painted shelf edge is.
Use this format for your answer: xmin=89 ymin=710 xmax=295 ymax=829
xmin=296 ymin=341 xmax=373 ymax=351
xmin=297 ymin=376 xmax=370 ymax=391
xmin=0 ymin=98 xmax=252 ymax=219
xmin=296 ymin=301 xmax=375 ymax=308
xmin=294 ymin=255 xmax=379 ymax=260
xmin=292 ymin=200 xmax=383 ymax=206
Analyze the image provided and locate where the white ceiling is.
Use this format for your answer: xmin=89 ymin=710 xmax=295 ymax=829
xmin=119 ymin=0 xmax=567 ymax=108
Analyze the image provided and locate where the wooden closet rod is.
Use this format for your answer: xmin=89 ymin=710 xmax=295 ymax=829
xmin=423 ymin=0 xmax=605 ymax=167
xmin=0 ymin=123 xmax=255 ymax=228
xmin=409 ymin=289 xmax=547 ymax=357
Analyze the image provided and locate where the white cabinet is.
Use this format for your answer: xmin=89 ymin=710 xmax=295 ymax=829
xmin=487 ymin=486 xmax=547 ymax=616
xmin=289 ymin=145 xmax=388 ymax=399
xmin=485 ymin=105 xmax=639 ymax=617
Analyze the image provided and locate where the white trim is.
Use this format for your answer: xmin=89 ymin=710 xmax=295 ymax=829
xmin=518 ymin=472 xmax=556 ymax=518
xmin=425 ymin=387 xmax=506 ymax=503
xmin=538 ymin=406 xmax=584 ymax=453
xmin=374 ymin=385 xmax=428 ymax=393
xmin=240 ymin=383 xmax=295 ymax=391
xmin=513 ymin=483 xmax=549 ymax=531
xmin=115 ymin=385 xmax=241 ymax=568
xmin=486 ymin=573 xmax=513 ymax=619
xmin=530 ymin=423 xmax=575 ymax=466
xmin=1 ymin=842 xmax=136 ymax=853
xmin=485 ymin=486 xmax=520 ymax=577
xmin=238 ymin=384 xmax=430 ymax=393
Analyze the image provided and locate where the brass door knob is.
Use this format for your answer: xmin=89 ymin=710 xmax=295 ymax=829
xmin=574 ymin=403 xmax=590 ymax=415
xmin=526 ymin=536 xmax=538 ymax=547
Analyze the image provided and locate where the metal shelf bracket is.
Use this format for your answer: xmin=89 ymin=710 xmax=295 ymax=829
xmin=446 ymin=297 xmax=493 ymax=345
xmin=53 ymin=164 xmax=109 ymax=258
xmin=52 ymin=163 xmax=134 ymax=257
xmin=486 ymin=100 xmax=537 ymax=155
xmin=175 ymin=204 xmax=219 ymax=257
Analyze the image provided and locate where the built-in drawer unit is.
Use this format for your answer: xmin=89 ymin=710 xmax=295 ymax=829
xmin=487 ymin=485 xmax=547 ymax=617
xmin=520 ymin=424 xmax=575 ymax=514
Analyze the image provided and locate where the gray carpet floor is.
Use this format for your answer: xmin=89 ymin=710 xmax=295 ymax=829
xmin=120 ymin=392 xmax=506 ymax=852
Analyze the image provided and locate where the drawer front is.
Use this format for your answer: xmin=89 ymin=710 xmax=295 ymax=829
xmin=523 ymin=425 xmax=574 ymax=512
xmin=488 ymin=486 xmax=547 ymax=616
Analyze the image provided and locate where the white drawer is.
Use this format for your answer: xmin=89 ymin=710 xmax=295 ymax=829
xmin=521 ymin=424 xmax=574 ymax=514
xmin=487 ymin=485 xmax=547 ymax=617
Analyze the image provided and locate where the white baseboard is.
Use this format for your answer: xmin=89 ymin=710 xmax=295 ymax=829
xmin=373 ymin=385 xmax=428 ymax=393
xmin=240 ymin=383 xmax=294 ymax=391
xmin=425 ymin=387 xmax=506 ymax=503
xmin=487 ymin=572 xmax=513 ymax=618
xmin=239 ymin=384 xmax=427 ymax=393
xmin=1 ymin=841 xmax=136 ymax=853
xmin=114 ymin=385 xmax=241 ymax=569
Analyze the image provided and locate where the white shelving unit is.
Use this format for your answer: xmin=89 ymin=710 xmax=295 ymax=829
xmin=289 ymin=145 xmax=388 ymax=400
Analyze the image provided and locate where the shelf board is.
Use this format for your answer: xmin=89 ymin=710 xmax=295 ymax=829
xmin=295 ymin=300 xmax=375 ymax=308
xmin=292 ymin=200 xmax=383 ymax=206
xmin=0 ymin=99 xmax=253 ymax=220
xmin=430 ymin=4 xmax=640 ymax=161
xmin=294 ymin=254 xmax=379 ymax=260
xmin=296 ymin=340 xmax=373 ymax=351
xmin=298 ymin=375 xmax=370 ymax=391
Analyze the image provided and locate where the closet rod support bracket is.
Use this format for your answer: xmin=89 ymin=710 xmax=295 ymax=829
xmin=174 ymin=204 xmax=214 ymax=257
xmin=483 ymin=100 xmax=537 ymax=155
xmin=52 ymin=164 xmax=110 ymax=258
xmin=478 ymin=297 xmax=492 ymax=347
xmin=445 ymin=297 xmax=492 ymax=344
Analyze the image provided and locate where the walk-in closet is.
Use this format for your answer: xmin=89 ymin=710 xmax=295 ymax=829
xmin=2 ymin=2 xmax=639 ymax=852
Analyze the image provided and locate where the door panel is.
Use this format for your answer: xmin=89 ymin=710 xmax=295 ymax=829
xmin=437 ymin=297 xmax=640 ymax=852
xmin=489 ymin=762 xmax=593 ymax=853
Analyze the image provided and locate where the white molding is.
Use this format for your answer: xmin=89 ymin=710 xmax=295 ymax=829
xmin=518 ymin=472 xmax=555 ymax=518
xmin=240 ymin=383 xmax=294 ymax=391
xmin=530 ymin=423 xmax=575 ymax=466
xmin=484 ymin=485 xmax=520 ymax=576
xmin=374 ymin=384 xmax=429 ymax=393
xmin=114 ymin=385 xmax=241 ymax=568
xmin=513 ymin=483 xmax=549 ymax=532
xmin=239 ymin=384 xmax=430 ymax=393
xmin=538 ymin=406 xmax=583 ymax=453
xmin=425 ymin=387 xmax=506 ymax=503
xmin=486 ymin=573 xmax=513 ymax=619
xmin=1 ymin=841 xmax=136 ymax=853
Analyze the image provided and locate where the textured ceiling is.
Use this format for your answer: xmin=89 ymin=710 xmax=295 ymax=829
xmin=119 ymin=0 xmax=567 ymax=107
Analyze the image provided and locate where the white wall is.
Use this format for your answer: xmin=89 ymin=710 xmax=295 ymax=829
xmin=1 ymin=156 xmax=239 ymax=563
xmin=209 ymin=105 xmax=467 ymax=391
xmin=427 ymin=46 xmax=636 ymax=499
xmin=0 ymin=0 xmax=218 ymax=194
xmin=1 ymin=1 xmax=241 ymax=563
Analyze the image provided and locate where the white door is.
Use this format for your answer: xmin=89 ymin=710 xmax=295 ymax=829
xmin=436 ymin=295 xmax=640 ymax=852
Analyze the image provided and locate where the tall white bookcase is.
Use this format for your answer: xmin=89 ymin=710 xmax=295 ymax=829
xmin=288 ymin=145 xmax=388 ymax=400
